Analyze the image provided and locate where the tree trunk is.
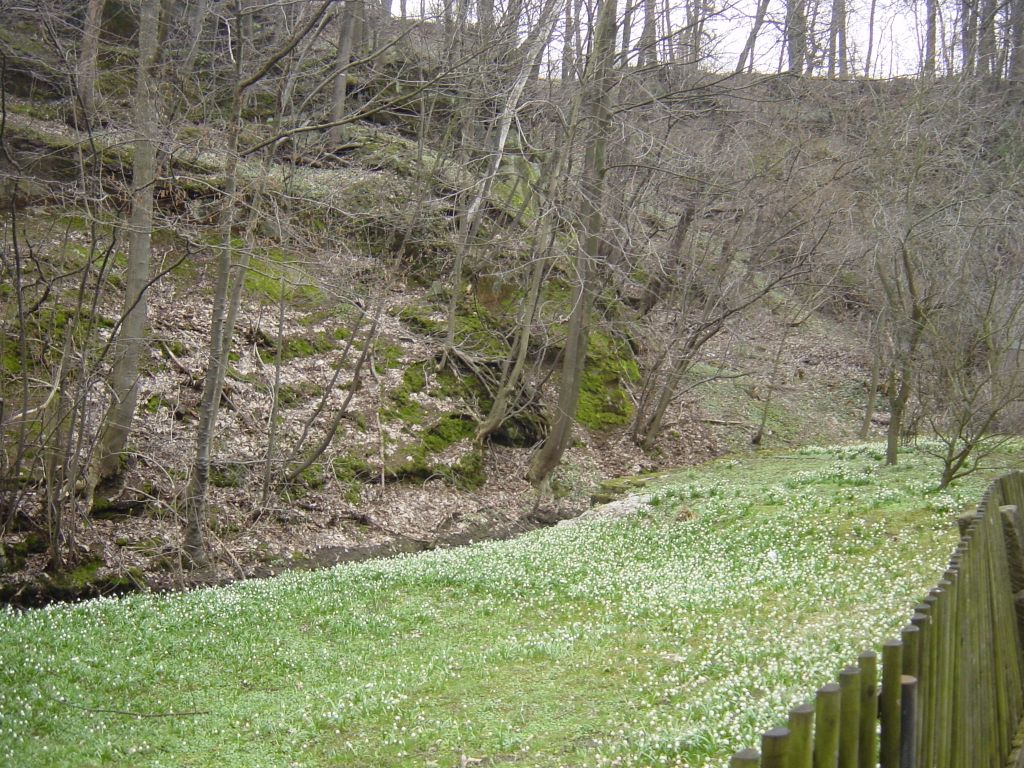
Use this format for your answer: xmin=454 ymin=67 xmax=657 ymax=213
xmin=183 ymin=0 xmax=209 ymax=80
xmin=639 ymin=0 xmax=657 ymax=66
xmin=563 ymin=0 xmax=576 ymax=78
xmin=330 ymin=0 xmax=359 ymax=145
xmin=619 ymin=0 xmax=634 ymax=65
xmin=962 ymin=0 xmax=979 ymax=75
xmin=261 ymin=280 xmax=286 ymax=506
xmin=827 ymin=0 xmax=846 ymax=77
xmin=859 ymin=343 xmax=881 ymax=440
xmin=478 ymin=0 xmax=494 ymax=30
xmin=1011 ymin=0 xmax=1024 ymax=80
xmin=786 ymin=0 xmax=807 ymax=73
xmin=885 ymin=367 xmax=911 ymax=465
xmin=476 ymin=146 xmax=570 ymax=443
xmin=735 ymin=0 xmax=770 ymax=73
xmin=885 ymin=310 xmax=924 ymax=466
xmin=639 ymin=352 xmax=691 ymax=451
xmin=91 ymin=0 xmax=161 ymax=485
xmin=527 ymin=0 xmax=616 ymax=488
xmin=977 ymin=0 xmax=998 ymax=76
xmin=924 ymin=0 xmax=937 ymax=76
xmin=182 ymin=8 xmax=247 ymax=567
xmin=76 ymin=0 xmax=105 ymax=126
xmin=864 ymin=0 xmax=877 ymax=76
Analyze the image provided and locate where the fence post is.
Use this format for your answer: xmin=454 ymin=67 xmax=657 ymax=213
xmin=880 ymin=639 xmax=903 ymax=768
xmin=814 ymin=683 xmax=841 ymax=768
xmin=909 ymin=610 xmax=929 ymax=766
xmin=788 ymin=703 xmax=814 ymax=768
xmin=760 ymin=727 xmax=789 ymax=768
xmin=838 ymin=667 xmax=860 ymax=768
xmin=899 ymin=675 xmax=917 ymax=768
xmin=900 ymin=624 xmax=919 ymax=679
xmin=857 ymin=650 xmax=878 ymax=768
xmin=730 ymin=748 xmax=760 ymax=767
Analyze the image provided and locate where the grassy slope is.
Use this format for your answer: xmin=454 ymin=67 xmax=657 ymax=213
xmin=2 ymin=442 xmax=1020 ymax=768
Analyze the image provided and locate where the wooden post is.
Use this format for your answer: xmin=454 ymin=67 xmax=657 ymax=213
xmin=910 ymin=610 xmax=930 ymax=765
xmin=814 ymin=683 xmax=841 ymax=768
xmin=788 ymin=703 xmax=815 ymax=768
xmin=900 ymin=624 xmax=919 ymax=679
xmin=761 ymin=727 xmax=789 ymax=768
xmin=858 ymin=650 xmax=878 ymax=768
xmin=880 ymin=639 xmax=903 ymax=768
xmin=839 ymin=666 xmax=861 ymax=768
xmin=900 ymin=675 xmax=917 ymax=768
xmin=730 ymin=748 xmax=761 ymax=767
xmin=934 ymin=578 xmax=954 ymax=768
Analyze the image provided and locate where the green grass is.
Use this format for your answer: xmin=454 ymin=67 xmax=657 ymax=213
xmin=1 ymin=442 xmax=1019 ymax=767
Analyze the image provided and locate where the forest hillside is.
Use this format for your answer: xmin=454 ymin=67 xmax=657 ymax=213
xmin=1 ymin=0 xmax=1023 ymax=603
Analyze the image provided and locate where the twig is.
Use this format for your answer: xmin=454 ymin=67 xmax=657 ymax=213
xmin=159 ymin=340 xmax=195 ymax=380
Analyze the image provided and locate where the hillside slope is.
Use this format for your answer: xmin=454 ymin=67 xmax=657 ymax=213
xmin=1 ymin=25 xmax=920 ymax=601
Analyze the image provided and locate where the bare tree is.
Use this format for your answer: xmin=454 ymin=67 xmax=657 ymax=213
xmin=89 ymin=0 xmax=163 ymax=492
xmin=75 ymin=0 xmax=106 ymax=126
xmin=443 ymin=0 xmax=566 ymax=358
xmin=527 ymin=0 xmax=617 ymax=489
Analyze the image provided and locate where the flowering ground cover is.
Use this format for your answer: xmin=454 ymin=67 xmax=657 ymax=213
xmin=1 ymin=442 xmax=1017 ymax=768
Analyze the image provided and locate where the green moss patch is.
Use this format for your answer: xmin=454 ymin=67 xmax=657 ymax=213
xmin=576 ymin=332 xmax=640 ymax=431
xmin=395 ymin=302 xmax=509 ymax=359
xmin=381 ymin=362 xmax=430 ymax=426
xmin=256 ymin=330 xmax=337 ymax=363
xmin=384 ymin=414 xmax=486 ymax=489
xmin=244 ymin=248 xmax=324 ymax=308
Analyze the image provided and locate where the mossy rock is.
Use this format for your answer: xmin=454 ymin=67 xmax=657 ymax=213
xmin=373 ymin=338 xmax=404 ymax=371
xmin=394 ymin=303 xmax=444 ymax=336
xmin=394 ymin=302 xmax=509 ymax=359
xmin=331 ymin=454 xmax=375 ymax=504
xmin=490 ymin=406 xmax=547 ymax=448
xmin=0 ymin=26 xmax=66 ymax=97
xmin=160 ymin=340 xmax=189 ymax=359
xmin=1 ymin=533 xmax=46 ymax=573
xmin=590 ymin=474 xmax=663 ymax=505
xmin=90 ymin=495 xmax=149 ymax=519
xmin=296 ymin=464 xmax=327 ymax=490
xmin=382 ymin=414 xmax=485 ymax=488
xmin=240 ymin=91 xmax=278 ymax=121
xmin=576 ymin=332 xmax=641 ymax=431
xmin=1 ymin=563 xmax=144 ymax=607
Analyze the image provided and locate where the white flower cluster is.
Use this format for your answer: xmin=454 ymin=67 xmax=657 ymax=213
xmin=0 ymin=442 xmax=1006 ymax=767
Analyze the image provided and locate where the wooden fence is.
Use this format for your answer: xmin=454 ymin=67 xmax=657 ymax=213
xmin=728 ymin=471 xmax=1024 ymax=768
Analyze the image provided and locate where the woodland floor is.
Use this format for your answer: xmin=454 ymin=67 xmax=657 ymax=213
xmin=0 ymin=236 xmax=875 ymax=605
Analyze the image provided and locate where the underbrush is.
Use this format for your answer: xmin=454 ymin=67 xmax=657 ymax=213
xmin=0 ymin=442 xmax=1018 ymax=767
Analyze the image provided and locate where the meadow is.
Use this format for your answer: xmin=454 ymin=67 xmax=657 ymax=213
xmin=1 ymin=443 xmax=1014 ymax=768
